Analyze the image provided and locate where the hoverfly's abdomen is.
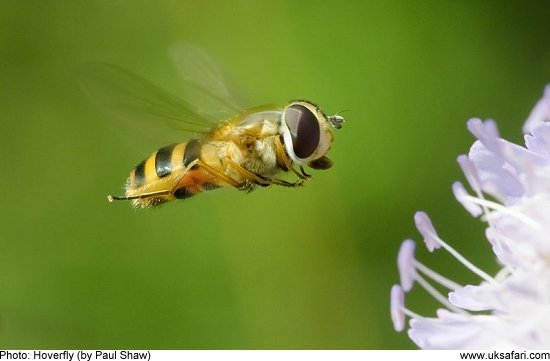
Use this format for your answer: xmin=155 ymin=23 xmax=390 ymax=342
xmin=129 ymin=142 xmax=188 ymax=187
xmin=125 ymin=139 xmax=221 ymax=207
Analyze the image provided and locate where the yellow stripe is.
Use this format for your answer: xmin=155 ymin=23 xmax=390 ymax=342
xmin=129 ymin=169 xmax=136 ymax=185
xmin=171 ymin=143 xmax=186 ymax=171
xmin=144 ymin=152 xmax=157 ymax=183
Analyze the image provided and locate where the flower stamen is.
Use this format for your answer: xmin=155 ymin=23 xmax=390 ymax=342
xmin=414 ymin=261 xmax=462 ymax=291
xmin=415 ymin=273 xmax=468 ymax=314
xmin=461 ymin=194 xmax=541 ymax=229
xmin=415 ymin=212 xmax=497 ymax=284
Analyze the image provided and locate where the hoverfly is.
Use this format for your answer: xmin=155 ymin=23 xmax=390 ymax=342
xmin=78 ymin=44 xmax=344 ymax=208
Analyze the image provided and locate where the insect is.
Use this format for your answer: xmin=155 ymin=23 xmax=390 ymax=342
xmin=78 ymin=45 xmax=344 ymax=208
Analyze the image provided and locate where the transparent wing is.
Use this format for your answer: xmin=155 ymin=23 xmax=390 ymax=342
xmin=169 ymin=43 xmax=244 ymax=121
xmin=77 ymin=62 xmax=218 ymax=145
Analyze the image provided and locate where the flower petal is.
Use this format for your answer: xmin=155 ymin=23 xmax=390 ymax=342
xmin=468 ymin=140 xmax=524 ymax=199
xmin=457 ymin=155 xmax=482 ymax=194
xmin=449 ymin=284 xmax=497 ymax=311
xmin=525 ymin=122 xmax=550 ymax=158
xmin=523 ymin=84 xmax=550 ymax=134
xmin=467 ymin=118 xmax=501 ymax=155
xmin=452 ymin=181 xmax=483 ymax=217
xmin=409 ymin=310 xmax=517 ymax=349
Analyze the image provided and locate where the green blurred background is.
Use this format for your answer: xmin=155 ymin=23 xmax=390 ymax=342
xmin=1 ymin=0 xmax=550 ymax=349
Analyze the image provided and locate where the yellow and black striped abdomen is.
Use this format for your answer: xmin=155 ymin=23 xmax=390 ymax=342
xmin=129 ymin=140 xmax=201 ymax=187
xmin=126 ymin=139 xmax=221 ymax=207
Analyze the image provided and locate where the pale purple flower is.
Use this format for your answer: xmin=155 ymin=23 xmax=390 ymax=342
xmin=390 ymin=85 xmax=550 ymax=349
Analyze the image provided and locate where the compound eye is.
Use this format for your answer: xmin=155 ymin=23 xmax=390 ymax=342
xmin=284 ymin=104 xmax=320 ymax=159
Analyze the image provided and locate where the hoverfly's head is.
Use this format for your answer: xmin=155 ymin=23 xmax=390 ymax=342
xmin=280 ymin=100 xmax=344 ymax=170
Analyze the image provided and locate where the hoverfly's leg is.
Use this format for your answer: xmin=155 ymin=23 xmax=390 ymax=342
xmin=274 ymin=136 xmax=293 ymax=171
xmin=226 ymin=159 xmax=272 ymax=186
xmin=299 ymin=166 xmax=311 ymax=178
xmin=269 ymin=177 xmax=305 ymax=188
xmin=194 ymin=160 xmax=243 ymax=188
xmin=108 ymin=190 xmax=171 ymax=202
xmin=274 ymin=136 xmax=311 ymax=181
xmin=171 ymin=159 xmax=246 ymax=192
xmin=226 ymin=159 xmax=304 ymax=188
xmin=168 ymin=159 xmax=199 ymax=194
xmin=292 ymin=167 xmax=311 ymax=180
